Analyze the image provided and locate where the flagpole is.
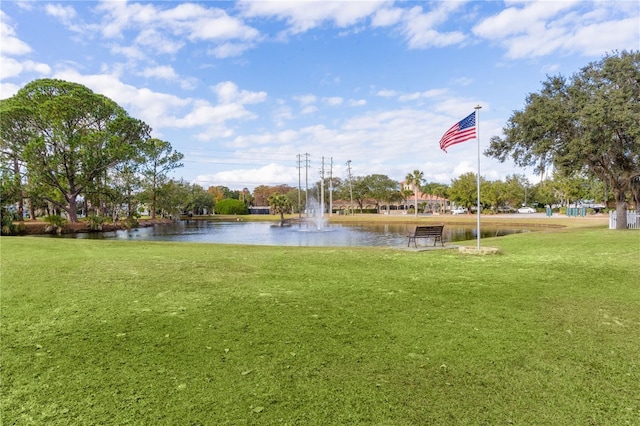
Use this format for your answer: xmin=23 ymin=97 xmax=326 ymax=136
xmin=475 ymin=105 xmax=482 ymax=250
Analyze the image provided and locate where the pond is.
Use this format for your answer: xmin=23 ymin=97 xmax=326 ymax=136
xmin=46 ymin=220 xmax=530 ymax=247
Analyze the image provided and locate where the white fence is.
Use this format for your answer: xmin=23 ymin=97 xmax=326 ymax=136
xmin=609 ymin=210 xmax=640 ymax=229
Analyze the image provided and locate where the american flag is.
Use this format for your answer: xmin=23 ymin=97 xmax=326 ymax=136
xmin=439 ymin=112 xmax=476 ymax=152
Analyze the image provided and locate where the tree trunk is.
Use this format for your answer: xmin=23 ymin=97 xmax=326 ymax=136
xmin=13 ymin=158 xmax=24 ymax=221
xmin=614 ymin=189 xmax=627 ymax=230
xmin=67 ymin=195 xmax=79 ymax=222
xmin=631 ymin=184 xmax=640 ymax=211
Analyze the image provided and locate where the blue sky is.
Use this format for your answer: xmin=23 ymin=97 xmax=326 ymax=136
xmin=1 ymin=1 xmax=639 ymax=191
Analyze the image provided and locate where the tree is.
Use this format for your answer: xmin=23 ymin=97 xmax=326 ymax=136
xmin=106 ymin=160 xmax=142 ymax=221
xmin=215 ymin=199 xmax=249 ymax=215
xmin=348 ymin=176 xmax=368 ymax=212
xmin=139 ymin=138 xmax=184 ymax=219
xmin=405 ymin=169 xmax=425 ymax=217
xmin=253 ymin=185 xmax=275 ymax=206
xmin=2 ymin=79 xmax=151 ymax=222
xmin=423 ymin=181 xmax=450 ymax=213
xmin=268 ymin=193 xmax=291 ymax=226
xmin=207 ymin=186 xmax=227 ymax=203
xmin=155 ymin=179 xmax=191 ymax=218
xmin=449 ymin=172 xmax=485 ymax=211
xmin=503 ymin=174 xmax=529 ymax=207
xmin=486 ymin=51 xmax=640 ymax=229
xmin=188 ymin=184 xmax=215 ymax=215
xmin=631 ymin=176 xmax=640 ymax=209
xmin=362 ymin=174 xmax=400 ymax=213
xmin=0 ymin=97 xmax=31 ymax=220
xmin=483 ymin=180 xmax=507 ymax=211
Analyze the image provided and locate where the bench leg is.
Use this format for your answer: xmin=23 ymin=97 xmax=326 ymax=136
xmin=407 ymin=236 xmax=415 ymax=247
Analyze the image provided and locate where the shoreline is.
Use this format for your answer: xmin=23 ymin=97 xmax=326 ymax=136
xmin=16 ymin=218 xmax=174 ymax=235
xmin=12 ymin=212 xmax=610 ymax=236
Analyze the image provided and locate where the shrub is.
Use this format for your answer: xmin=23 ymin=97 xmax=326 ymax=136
xmin=43 ymin=215 xmax=67 ymax=234
xmin=86 ymin=215 xmax=106 ymax=231
xmin=123 ymin=215 xmax=139 ymax=229
xmin=1 ymin=207 xmax=18 ymax=235
xmin=43 ymin=215 xmax=67 ymax=227
xmin=215 ymin=199 xmax=249 ymax=215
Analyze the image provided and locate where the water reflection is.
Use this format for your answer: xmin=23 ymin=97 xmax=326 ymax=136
xmin=45 ymin=221 xmax=529 ymax=247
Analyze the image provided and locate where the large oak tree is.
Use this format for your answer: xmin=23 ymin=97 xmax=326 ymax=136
xmin=2 ymin=79 xmax=152 ymax=222
xmin=486 ymin=51 xmax=640 ymax=229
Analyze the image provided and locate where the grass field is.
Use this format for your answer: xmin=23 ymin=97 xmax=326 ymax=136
xmin=1 ymin=222 xmax=639 ymax=425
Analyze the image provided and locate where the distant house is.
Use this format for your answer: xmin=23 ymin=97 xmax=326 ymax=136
xmin=328 ymin=181 xmax=450 ymax=214
xmin=398 ymin=181 xmax=450 ymax=214
xmin=249 ymin=206 xmax=271 ymax=215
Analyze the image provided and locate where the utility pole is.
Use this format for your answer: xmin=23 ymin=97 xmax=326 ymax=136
xmin=320 ymin=156 xmax=325 ymax=218
xmin=329 ymin=157 xmax=333 ymax=217
xmin=304 ymin=153 xmax=310 ymax=217
xmin=347 ymin=160 xmax=354 ymax=215
xmin=297 ymin=154 xmax=302 ymax=218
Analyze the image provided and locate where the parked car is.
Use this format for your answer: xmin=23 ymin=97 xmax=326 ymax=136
xmin=497 ymin=206 xmax=517 ymax=213
xmin=517 ymin=206 xmax=536 ymax=214
xmin=452 ymin=207 xmax=468 ymax=215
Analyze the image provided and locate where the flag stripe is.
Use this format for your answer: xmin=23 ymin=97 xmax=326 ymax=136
xmin=439 ymin=112 xmax=476 ymax=152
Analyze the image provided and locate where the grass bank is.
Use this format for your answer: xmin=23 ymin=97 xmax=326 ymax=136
xmin=1 ymin=226 xmax=638 ymax=424
xmin=193 ymin=212 xmax=609 ymax=230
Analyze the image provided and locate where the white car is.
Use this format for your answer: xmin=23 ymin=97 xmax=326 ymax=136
xmin=517 ymin=206 xmax=536 ymax=214
xmin=452 ymin=207 xmax=468 ymax=215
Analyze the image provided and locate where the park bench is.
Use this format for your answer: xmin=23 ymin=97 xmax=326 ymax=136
xmin=406 ymin=225 xmax=445 ymax=248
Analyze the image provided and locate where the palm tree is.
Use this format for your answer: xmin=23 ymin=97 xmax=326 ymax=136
xmin=405 ymin=169 xmax=425 ymax=217
xmin=268 ymin=193 xmax=291 ymax=226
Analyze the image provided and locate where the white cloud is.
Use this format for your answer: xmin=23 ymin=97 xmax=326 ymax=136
xmin=452 ymin=77 xmax=473 ymax=87
xmin=45 ymin=4 xmax=77 ymax=23
xmin=0 ymin=82 xmax=21 ymax=99
xmin=293 ymin=94 xmax=317 ymax=105
xmin=272 ymin=103 xmax=294 ymax=127
xmin=473 ymin=1 xmax=639 ymax=59
xmin=51 ymin=68 xmax=203 ymax=132
xmin=322 ymin=96 xmax=343 ymax=106
xmin=0 ymin=10 xmax=32 ymax=56
xmin=209 ymin=42 xmax=255 ymax=59
xmin=398 ymin=89 xmax=448 ymax=102
xmin=109 ymin=44 xmax=146 ymax=61
xmin=567 ymin=17 xmax=640 ymax=57
xmin=371 ymin=7 xmax=404 ymax=27
xmin=0 ymin=56 xmax=25 ymax=79
xmin=186 ymin=11 xmax=260 ymax=42
xmin=301 ymin=105 xmax=318 ymax=115
xmin=212 ymin=81 xmax=267 ymax=105
xmin=473 ymin=1 xmax=578 ymax=40
xmin=238 ymin=0 xmax=389 ymax=34
xmin=140 ymin=65 xmax=178 ymax=80
xmin=452 ymin=160 xmax=476 ymax=177
xmin=139 ymin=65 xmax=197 ymax=91
xmin=134 ymin=29 xmax=185 ymax=55
xmin=179 ymin=100 xmax=255 ymax=130
xmin=348 ymin=99 xmax=367 ymax=107
xmin=400 ymin=4 xmax=467 ymax=49
xmin=376 ymin=89 xmax=398 ymax=97
xmin=194 ymin=163 xmax=299 ymax=189
xmin=94 ymin=1 xmax=260 ymax=59
xmin=0 ymin=56 xmax=51 ymax=80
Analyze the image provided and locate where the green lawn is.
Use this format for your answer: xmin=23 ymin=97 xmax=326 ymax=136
xmin=1 ymin=226 xmax=639 ymax=425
